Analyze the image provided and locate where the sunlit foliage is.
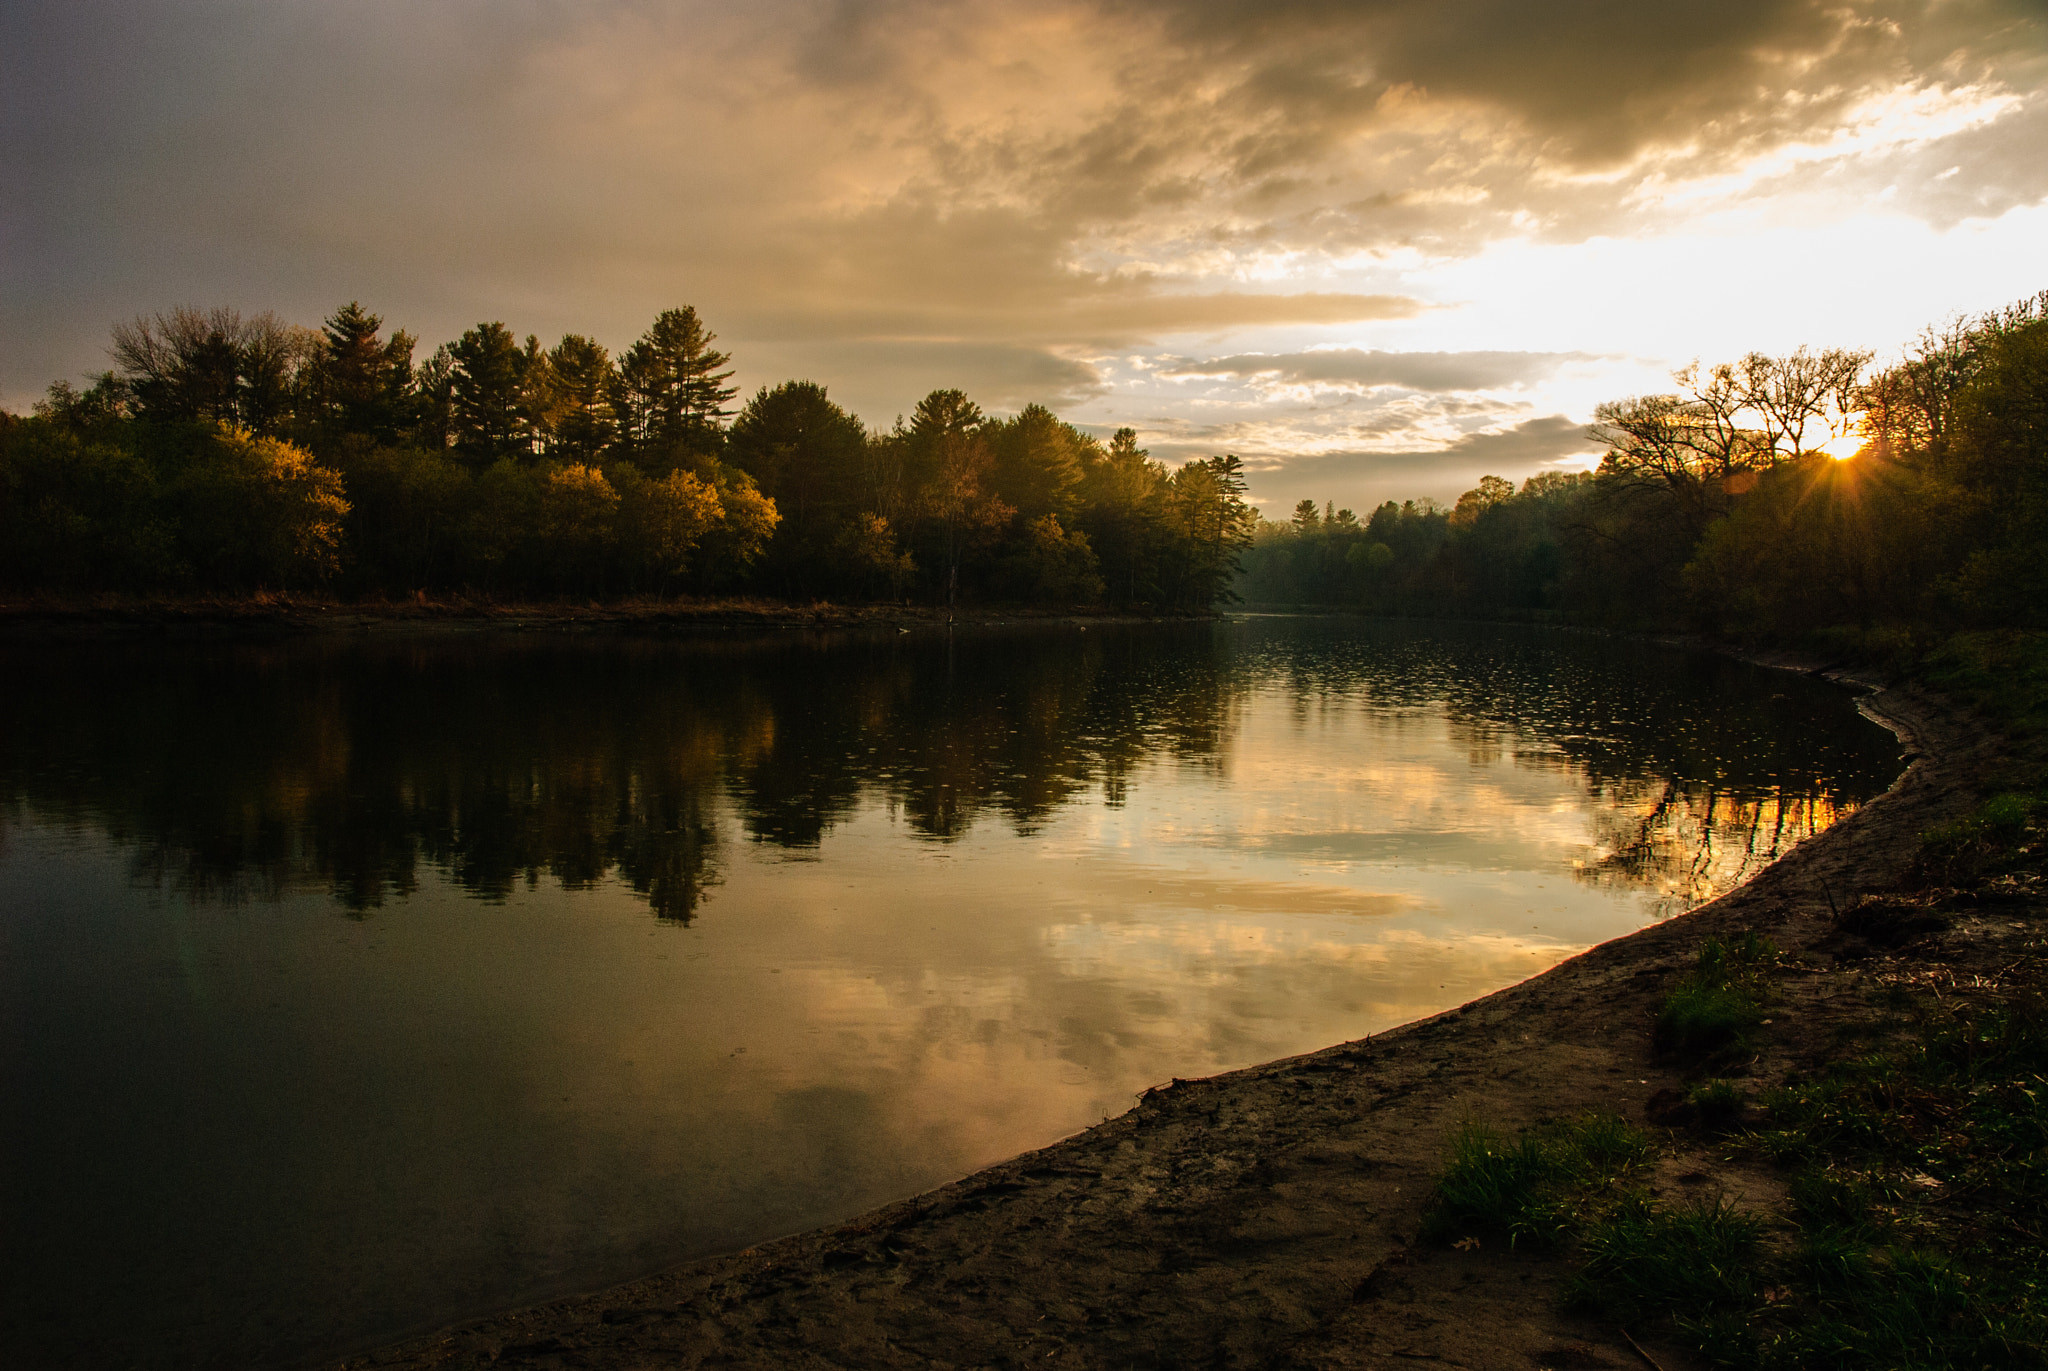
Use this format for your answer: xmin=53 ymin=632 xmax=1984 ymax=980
xmin=1242 ymin=292 xmax=2048 ymax=642
xmin=2 ymin=301 xmax=1260 ymax=607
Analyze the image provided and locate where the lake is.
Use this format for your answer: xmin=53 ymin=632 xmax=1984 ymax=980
xmin=0 ymin=617 xmax=1902 ymax=1368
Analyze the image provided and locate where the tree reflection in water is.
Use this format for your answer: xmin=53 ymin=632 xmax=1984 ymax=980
xmin=0 ymin=620 xmax=1897 ymax=921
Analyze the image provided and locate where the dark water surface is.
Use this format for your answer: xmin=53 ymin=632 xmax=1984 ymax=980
xmin=0 ymin=618 xmax=1901 ymax=1368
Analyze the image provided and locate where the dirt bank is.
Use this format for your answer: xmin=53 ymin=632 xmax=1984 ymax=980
xmin=328 ymin=677 xmax=2002 ymax=1371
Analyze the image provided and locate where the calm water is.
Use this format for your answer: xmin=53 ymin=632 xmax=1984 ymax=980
xmin=0 ymin=618 xmax=1900 ymax=1368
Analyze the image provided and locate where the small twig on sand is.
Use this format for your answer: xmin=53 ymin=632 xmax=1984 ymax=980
xmin=1621 ymin=1328 xmax=1668 ymax=1371
xmin=1820 ymin=880 xmax=1841 ymax=919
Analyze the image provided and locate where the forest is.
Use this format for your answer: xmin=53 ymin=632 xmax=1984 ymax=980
xmin=2 ymin=291 xmax=2044 ymax=646
xmin=1241 ymin=290 xmax=2048 ymax=648
xmin=0 ymin=304 xmax=1250 ymax=611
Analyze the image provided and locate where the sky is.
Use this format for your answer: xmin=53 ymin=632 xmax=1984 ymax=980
xmin=4 ymin=0 xmax=2045 ymax=514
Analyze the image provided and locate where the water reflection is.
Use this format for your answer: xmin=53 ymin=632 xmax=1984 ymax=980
xmin=1 ymin=627 xmax=1239 ymax=919
xmin=0 ymin=620 xmax=1893 ymax=921
xmin=0 ymin=619 xmax=1902 ymax=1371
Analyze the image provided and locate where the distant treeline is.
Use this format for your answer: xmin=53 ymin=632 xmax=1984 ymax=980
xmin=1242 ymin=290 xmax=2048 ymax=645
xmin=9 ymin=292 xmax=2044 ymax=635
xmin=0 ymin=303 xmax=1252 ymax=608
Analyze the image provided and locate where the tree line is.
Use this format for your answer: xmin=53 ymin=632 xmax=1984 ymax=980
xmin=1241 ymin=290 xmax=2048 ymax=644
xmin=0 ymin=303 xmax=1255 ymax=608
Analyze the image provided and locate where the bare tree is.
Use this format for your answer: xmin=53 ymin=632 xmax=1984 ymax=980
xmin=1731 ymin=346 xmax=1870 ymax=459
xmin=1594 ymin=347 xmax=1872 ymax=503
xmin=109 ymin=306 xmax=313 ymax=431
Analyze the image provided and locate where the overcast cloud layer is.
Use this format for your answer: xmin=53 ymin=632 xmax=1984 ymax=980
xmin=4 ymin=0 xmax=2045 ymax=510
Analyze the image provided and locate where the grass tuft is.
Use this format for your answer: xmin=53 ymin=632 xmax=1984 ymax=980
xmin=1914 ymin=788 xmax=2044 ymax=888
xmin=1434 ymin=969 xmax=2048 ymax=1366
xmin=1569 ymin=1192 xmax=1765 ymax=1362
xmin=1655 ymin=933 xmax=1779 ymax=1058
xmin=1688 ymin=1079 xmax=1747 ymax=1132
xmin=1426 ymin=1113 xmax=1651 ymax=1250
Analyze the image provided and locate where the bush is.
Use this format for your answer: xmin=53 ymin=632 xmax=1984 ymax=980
xmin=171 ymin=428 xmax=349 ymax=587
xmin=0 ymin=419 xmax=176 ymax=587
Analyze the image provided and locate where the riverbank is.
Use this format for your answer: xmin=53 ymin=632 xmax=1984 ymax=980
xmin=0 ymin=592 xmax=1187 ymax=639
xmin=323 ymin=672 xmax=2022 ymax=1371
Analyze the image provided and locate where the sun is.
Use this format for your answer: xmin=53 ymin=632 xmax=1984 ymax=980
xmin=1815 ymin=414 xmax=1868 ymax=460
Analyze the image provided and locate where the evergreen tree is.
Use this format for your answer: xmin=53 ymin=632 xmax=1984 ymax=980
xmin=542 ymin=334 xmax=616 ymax=465
xmin=907 ymin=389 xmax=1005 ymax=607
xmin=987 ymin=402 xmax=1085 ymax=521
xmin=1160 ymin=455 xmax=1254 ymax=610
xmin=448 ymin=323 xmax=528 ymax=467
xmin=726 ymin=380 xmax=866 ymax=591
xmin=617 ymin=307 xmax=736 ymax=466
xmin=1077 ymin=427 xmax=1166 ymax=605
xmin=908 ymin=389 xmax=983 ymax=446
xmin=411 ymin=345 xmax=458 ymax=451
xmin=312 ymin=302 xmax=415 ymax=443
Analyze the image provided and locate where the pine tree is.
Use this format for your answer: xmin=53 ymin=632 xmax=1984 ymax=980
xmin=542 ymin=334 xmax=616 ymax=465
xmin=617 ymin=307 xmax=736 ymax=467
xmin=315 ymin=302 xmax=415 ymax=442
xmin=1077 ymin=427 xmax=1165 ymax=605
xmin=987 ymin=403 xmax=1085 ymax=520
xmin=726 ymin=380 xmax=866 ymax=590
xmin=448 ymin=322 xmax=528 ymax=466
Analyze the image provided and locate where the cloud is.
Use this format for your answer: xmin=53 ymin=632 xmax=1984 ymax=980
xmin=1165 ymin=348 xmax=1593 ymax=391
xmin=1288 ymin=414 xmax=1606 ymax=498
xmin=788 ymin=0 xmax=2048 ymax=275
xmin=3 ymin=0 xmax=2044 ymax=445
xmin=745 ymin=341 xmax=1107 ymax=421
xmin=745 ymin=286 xmax=1426 ymax=347
xmin=1429 ymin=414 xmax=1608 ymax=471
xmin=1123 ymin=0 xmax=1876 ymax=163
xmin=1142 ymin=414 xmax=1605 ymax=513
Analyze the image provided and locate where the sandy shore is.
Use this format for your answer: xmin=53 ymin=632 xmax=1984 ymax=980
xmin=310 ymin=665 xmax=2014 ymax=1371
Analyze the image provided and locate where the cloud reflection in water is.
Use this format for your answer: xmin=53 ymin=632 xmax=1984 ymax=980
xmin=0 ymin=618 xmax=1900 ymax=1370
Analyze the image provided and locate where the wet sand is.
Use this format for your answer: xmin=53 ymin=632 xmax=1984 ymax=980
xmin=318 ymin=669 xmax=2003 ymax=1371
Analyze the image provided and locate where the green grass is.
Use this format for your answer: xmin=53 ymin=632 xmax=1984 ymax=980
xmin=1425 ymin=1112 xmax=1652 ymax=1249
xmin=1655 ymin=933 xmax=1780 ymax=1059
xmin=1741 ymin=989 xmax=2048 ymax=1367
xmin=1919 ymin=630 xmax=2048 ymax=776
xmin=1429 ymin=962 xmax=2048 ymax=1367
xmin=1569 ymin=1193 xmax=1765 ymax=1362
xmin=1914 ymin=789 xmax=2045 ymax=888
xmin=1753 ymin=1145 xmax=2045 ymax=1370
xmin=1689 ymin=1079 xmax=1747 ymax=1131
